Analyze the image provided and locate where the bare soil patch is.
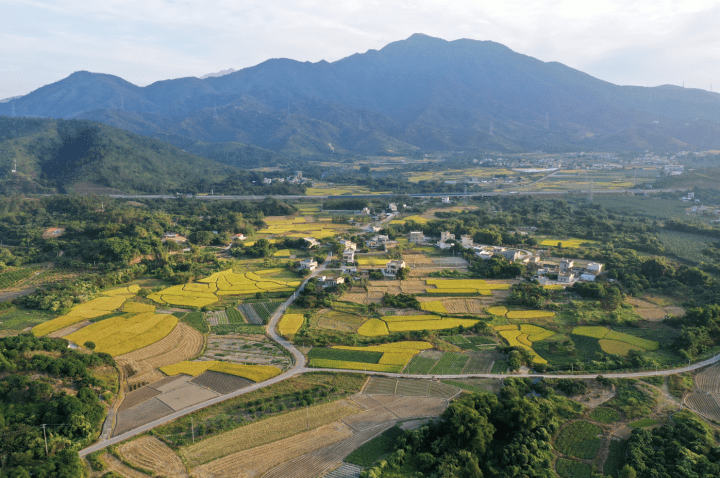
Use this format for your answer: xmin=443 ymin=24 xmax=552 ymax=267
xmin=114 ymin=398 xmax=175 ymax=436
xmin=155 ymin=383 xmax=219 ymax=412
xmin=120 ymin=436 xmax=188 ymax=478
xmin=190 ymin=371 xmax=253 ymax=394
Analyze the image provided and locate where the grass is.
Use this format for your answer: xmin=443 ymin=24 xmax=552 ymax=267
xmin=628 ymin=418 xmax=657 ymax=428
xmin=345 ymin=426 xmax=404 ymax=466
xmin=589 ymin=407 xmax=620 ymax=424
xmin=0 ymin=307 xmax=57 ymax=332
xmin=555 ymin=421 xmax=603 ymax=460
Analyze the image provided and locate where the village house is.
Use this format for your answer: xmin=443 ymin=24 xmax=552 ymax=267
xmin=367 ymin=235 xmax=390 ymax=248
xmin=460 ymin=235 xmax=474 ymax=248
xmin=321 ymin=276 xmax=345 ymax=288
xmin=440 ymin=231 xmax=455 ymax=242
xmin=501 ymin=249 xmax=521 ymax=261
xmin=558 ymin=272 xmax=575 ymax=283
xmin=303 ymin=237 xmax=320 ymax=249
xmin=587 ymin=262 xmax=603 ymax=274
xmin=383 ymin=260 xmax=406 ymax=279
xmin=232 ymin=233 xmax=247 ymax=241
xmin=338 ymin=239 xmax=357 ymax=251
xmin=342 ymin=249 xmax=355 ymax=263
xmin=559 ymin=259 xmax=574 ymax=273
xmin=298 ymin=258 xmax=318 ymax=271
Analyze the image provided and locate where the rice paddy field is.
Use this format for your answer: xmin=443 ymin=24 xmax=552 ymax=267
xmin=356 ymin=315 xmax=479 ymax=337
xmin=539 ymin=238 xmax=600 ymax=248
xmin=32 ymin=285 xmax=141 ymax=336
xmin=148 ymin=269 xmax=301 ymax=308
xmin=493 ymin=324 xmax=551 ymax=364
xmin=307 ymin=342 xmax=431 ymax=373
xmin=255 ymin=215 xmax=352 ymax=240
xmin=66 ymin=309 xmax=178 ymax=356
xmin=572 ymin=326 xmax=660 ymax=355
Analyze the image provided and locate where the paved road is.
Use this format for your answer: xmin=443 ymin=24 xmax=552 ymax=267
xmin=102 ymin=188 xmax=683 ymax=201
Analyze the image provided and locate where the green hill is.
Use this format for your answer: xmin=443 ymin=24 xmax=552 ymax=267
xmin=0 ymin=117 xmax=237 ymax=194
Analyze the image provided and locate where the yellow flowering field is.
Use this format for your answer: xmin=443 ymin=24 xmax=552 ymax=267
xmin=277 ymin=313 xmax=305 ymax=335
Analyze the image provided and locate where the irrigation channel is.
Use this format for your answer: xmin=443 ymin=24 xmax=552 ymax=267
xmin=80 ymin=243 xmax=714 ymax=458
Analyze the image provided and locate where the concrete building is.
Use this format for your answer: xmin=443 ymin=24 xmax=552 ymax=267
xmin=501 ymin=249 xmax=521 ymax=261
xmin=460 ymin=235 xmax=474 ymax=248
xmin=304 ymin=237 xmax=320 ymax=249
xmin=232 ymin=233 xmax=247 ymax=241
xmin=342 ymin=249 xmax=355 ymax=263
xmin=409 ymin=231 xmax=425 ymax=244
xmin=321 ymin=276 xmax=345 ymax=288
xmin=587 ymin=262 xmax=603 ymax=274
xmin=298 ymin=258 xmax=318 ymax=271
xmin=388 ymin=203 xmax=398 ymax=212
xmin=339 ymin=239 xmax=357 ymax=251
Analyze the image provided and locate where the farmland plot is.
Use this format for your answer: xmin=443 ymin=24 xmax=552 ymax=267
xmin=555 ymin=421 xmax=603 ymax=460
xmin=180 ymin=400 xmax=362 ymax=467
xmin=190 ymin=371 xmax=253 ymax=394
xmin=202 ymin=333 xmax=291 ymax=369
xmin=119 ymin=436 xmax=188 ymax=478
xmin=114 ymin=397 xmax=175 ymax=436
xmin=695 ymin=364 xmax=720 ymax=392
xmin=192 ymin=422 xmax=354 ymax=478
xmin=686 ymin=393 xmax=720 ymax=422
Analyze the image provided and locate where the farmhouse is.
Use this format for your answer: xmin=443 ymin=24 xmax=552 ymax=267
xmin=321 ymin=276 xmax=345 ymax=288
xmin=460 ymin=235 xmax=474 ymax=248
xmin=339 ymin=239 xmax=357 ymax=251
xmin=367 ymin=235 xmax=390 ymax=248
xmin=587 ymin=262 xmax=603 ymax=274
xmin=383 ymin=260 xmax=406 ymax=278
xmin=559 ymin=259 xmax=574 ymax=273
xmin=342 ymin=249 xmax=355 ymax=263
xmin=298 ymin=258 xmax=318 ymax=271
xmin=501 ymin=249 xmax=521 ymax=261
xmin=440 ymin=231 xmax=455 ymax=242
xmin=232 ymin=233 xmax=247 ymax=241
xmin=558 ymin=272 xmax=575 ymax=283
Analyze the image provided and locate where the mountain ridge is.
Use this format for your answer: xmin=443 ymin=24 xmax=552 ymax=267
xmin=3 ymin=34 xmax=720 ymax=155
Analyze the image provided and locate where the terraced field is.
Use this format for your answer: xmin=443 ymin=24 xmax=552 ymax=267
xmin=696 ymin=364 xmax=720 ymax=392
xmin=686 ymin=393 xmax=720 ymax=422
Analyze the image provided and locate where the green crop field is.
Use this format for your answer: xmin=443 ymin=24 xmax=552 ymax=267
xmin=404 ymin=356 xmax=437 ymax=374
xmin=307 ymin=348 xmax=383 ymax=364
xmin=345 ymin=426 xmax=404 ymax=466
xmin=604 ymin=439 xmax=627 ymax=477
xmin=629 ymin=418 xmax=657 ymax=429
xmin=0 ymin=268 xmax=35 ymax=289
xmin=657 ymin=230 xmax=715 ymax=264
xmin=555 ymin=421 xmax=603 ymax=460
xmin=556 ymin=458 xmax=594 ymax=478
xmin=589 ymin=407 xmax=620 ymax=424
xmin=429 ymin=352 xmax=469 ymax=375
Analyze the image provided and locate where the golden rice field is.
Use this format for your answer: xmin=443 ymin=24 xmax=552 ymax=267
xmin=277 ymin=313 xmax=305 ymax=336
xmin=520 ymin=324 xmax=555 ymax=341
xmin=572 ymin=326 xmax=610 ymax=338
xmin=506 ymin=310 xmax=556 ymax=319
xmin=426 ymin=279 xmax=511 ymax=295
xmin=420 ymin=301 xmax=449 ymax=314
xmin=388 ymin=215 xmax=429 ymax=225
xmin=148 ymin=269 xmax=301 ymax=307
xmin=494 ymin=325 xmax=519 ymax=331
xmin=160 ymin=360 xmax=282 ymax=382
xmin=123 ymin=302 xmax=157 ymax=313
xmin=66 ymin=312 xmax=178 ymax=356
xmin=32 ymin=286 xmax=139 ymax=336
xmin=336 ymin=341 xmax=430 ymax=368
xmin=497 ymin=327 xmax=547 ymax=364
xmin=356 ymin=258 xmax=391 ymax=266
xmin=272 ymin=249 xmax=292 ymax=257
xmin=539 ymin=238 xmax=599 ymax=248
xmin=599 ymin=339 xmax=645 ymax=356
xmin=357 ymin=319 xmax=390 ymax=336
xmin=487 ymin=306 xmax=508 ymax=316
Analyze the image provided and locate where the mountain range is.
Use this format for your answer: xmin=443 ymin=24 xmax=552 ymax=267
xmin=3 ymin=33 xmax=720 ymax=159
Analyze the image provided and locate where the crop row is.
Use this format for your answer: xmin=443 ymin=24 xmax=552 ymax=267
xmin=0 ymin=268 xmax=35 ymax=288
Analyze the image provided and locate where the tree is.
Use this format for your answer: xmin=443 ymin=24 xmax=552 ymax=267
xmin=619 ymin=465 xmax=637 ymax=478
xmin=83 ymin=341 xmax=96 ymax=350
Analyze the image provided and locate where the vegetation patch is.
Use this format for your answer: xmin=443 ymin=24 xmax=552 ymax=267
xmin=556 ymin=458 xmax=594 ymax=478
xmin=345 ymin=425 xmax=404 ymax=466
xmin=555 ymin=421 xmax=603 ymax=460
xmin=278 ymin=313 xmax=305 ymax=335
xmin=589 ymin=407 xmax=620 ymax=423
xmin=160 ymin=360 xmax=281 ymax=382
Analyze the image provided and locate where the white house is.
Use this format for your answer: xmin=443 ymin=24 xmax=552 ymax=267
xmin=559 ymin=259 xmax=574 ymax=273
xmin=388 ymin=203 xmax=398 ymax=212
xmin=365 ymin=225 xmax=382 ymax=233
xmin=440 ymin=231 xmax=455 ymax=242
xmin=501 ymin=249 xmax=521 ymax=261
xmin=383 ymin=260 xmax=406 ymax=278
xmin=475 ymin=251 xmax=493 ymax=260
xmin=298 ymin=258 xmax=318 ymax=271
xmin=587 ymin=262 xmax=603 ymax=274
xmin=558 ymin=272 xmax=575 ymax=283
xmin=321 ymin=276 xmax=345 ymax=288
xmin=437 ymin=242 xmax=454 ymax=250
xmin=232 ymin=233 xmax=247 ymax=241
xmin=361 ymin=207 xmax=371 ymax=215
xmin=441 ymin=196 xmax=451 ymax=204
xmin=342 ymin=249 xmax=355 ymax=263
xmin=460 ymin=235 xmax=474 ymax=248
xmin=580 ymin=273 xmax=596 ymax=281
xmin=368 ymin=235 xmax=390 ymax=248
xmin=409 ymin=231 xmax=425 ymax=244
xmin=339 ymin=239 xmax=357 ymax=251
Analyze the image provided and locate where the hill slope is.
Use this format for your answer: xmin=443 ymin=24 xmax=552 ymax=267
xmin=4 ymin=34 xmax=720 ymax=154
xmin=0 ymin=117 xmax=238 ymax=194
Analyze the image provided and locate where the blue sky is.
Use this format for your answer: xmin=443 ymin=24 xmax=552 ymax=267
xmin=1 ymin=0 xmax=719 ymax=99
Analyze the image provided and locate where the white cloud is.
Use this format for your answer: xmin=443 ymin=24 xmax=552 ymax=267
xmin=1 ymin=0 xmax=718 ymax=97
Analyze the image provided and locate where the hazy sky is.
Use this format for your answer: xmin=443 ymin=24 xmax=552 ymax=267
xmin=2 ymin=0 xmax=719 ymax=99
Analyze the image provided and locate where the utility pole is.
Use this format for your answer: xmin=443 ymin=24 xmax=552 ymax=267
xmin=42 ymin=424 xmax=48 ymax=455
xmin=306 ymin=405 xmax=309 ymax=431
xmin=191 ymin=417 xmax=195 ymax=443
